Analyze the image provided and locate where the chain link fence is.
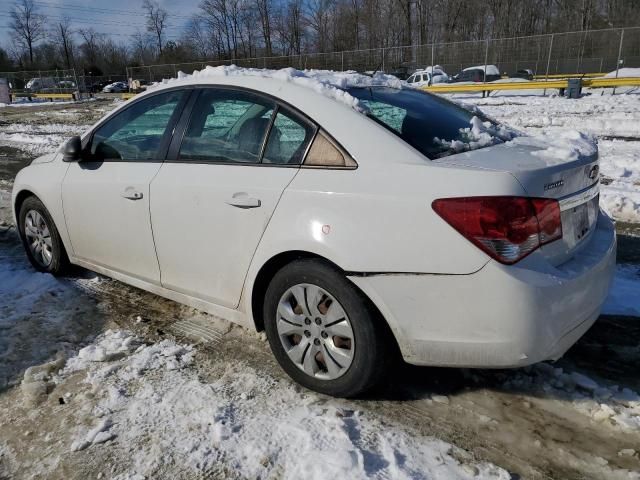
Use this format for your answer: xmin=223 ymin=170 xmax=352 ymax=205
xmin=128 ymin=26 xmax=640 ymax=83
xmin=0 ymin=69 xmax=132 ymax=102
xmin=0 ymin=69 xmax=80 ymax=96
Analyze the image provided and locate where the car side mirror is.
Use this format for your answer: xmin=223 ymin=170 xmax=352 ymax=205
xmin=63 ymin=136 xmax=82 ymax=162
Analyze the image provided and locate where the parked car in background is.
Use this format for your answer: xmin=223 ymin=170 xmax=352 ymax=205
xmin=88 ymin=81 xmax=111 ymax=93
xmin=451 ymin=65 xmax=501 ymax=83
xmin=509 ymin=69 xmax=535 ymax=80
xmin=407 ymin=66 xmax=450 ymax=86
xmin=57 ymin=80 xmax=76 ymax=90
xmin=12 ymin=72 xmax=615 ymax=398
xmin=25 ymin=77 xmax=57 ymax=93
xmin=102 ymin=81 xmax=128 ymax=93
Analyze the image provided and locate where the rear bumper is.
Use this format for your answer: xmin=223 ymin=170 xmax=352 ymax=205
xmin=349 ymin=211 xmax=617 ymax=368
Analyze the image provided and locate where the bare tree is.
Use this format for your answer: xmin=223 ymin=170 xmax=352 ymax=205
xmin=201 ymin=0 xmax=234 ymax=58
xmin=9 ymin=0 xmax=46 ymax=64
xmin=53 ymin=18 xmax=74 ymax=69
xmin=273 ymin=0 xmax=304 ymax=55
xmin=307 ymin=0 xmax=334 ymax=53
xmin=182 ymin=17 xmax=210 ymax=59
xmin=131 ymin=32 xmax=154 ymax=65
xmin=143 ymin=0 xmax=169 ymax=56
xmin=78 ymin=28 xmax=104 ymax=68
xmin=256 ymin=0 xmax=274 ymax=56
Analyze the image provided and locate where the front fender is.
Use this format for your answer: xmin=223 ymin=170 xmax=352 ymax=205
xmin=11 ymin=157 xmax=73 ymax=257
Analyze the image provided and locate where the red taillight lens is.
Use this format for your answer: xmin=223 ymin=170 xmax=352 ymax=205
xmin=432 ymin=196 xmax=562 ymax=264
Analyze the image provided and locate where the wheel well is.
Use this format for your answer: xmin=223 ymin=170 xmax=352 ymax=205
xmin=250 ymin=251 xmax=400 ymax=355
xmin=251 ymin=251 xmax=331 ymax=332
xmin=13 ymin=190 xmax=36 ymax=220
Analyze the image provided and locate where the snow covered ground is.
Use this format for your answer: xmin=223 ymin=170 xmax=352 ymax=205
xmin=0 ymin=88 xmax=640 ymax=479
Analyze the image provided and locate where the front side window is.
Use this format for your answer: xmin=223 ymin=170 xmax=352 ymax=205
xmin=179 ymin=89 xmax=276 ymax=163
xmin=348 ymin=86 xmax=505 ymax=159
xmin=91 ymin=90 xmax=185 ymax=161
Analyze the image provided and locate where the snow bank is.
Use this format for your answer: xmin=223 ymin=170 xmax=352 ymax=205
xmin=0 ymin=122 xmax=88 ymax=156
xmin=0 ymin=100 xmax=77 ymax=108
xmin=434 ymin=115 xmax=518 ymax=153
xmin=60 ymin=330 xmax=510 ymax=479
xmin=157 ymin=65 xmax=404 ymax=112
xmin=604 ymin=68 xmax=640 ymax=78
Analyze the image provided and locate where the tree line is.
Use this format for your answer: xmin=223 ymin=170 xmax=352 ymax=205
xmin=1 ymin=0 xmax=639 ymax=75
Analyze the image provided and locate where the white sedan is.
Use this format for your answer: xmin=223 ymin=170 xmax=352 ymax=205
xmin=102 ymin=82 xmax=128 ymax=93
xmin=12 ymin=69 xmax=616 ymax=397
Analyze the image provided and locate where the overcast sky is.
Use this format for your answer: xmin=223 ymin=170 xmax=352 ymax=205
xmin=0 ymin=0 xmax=202 ymax=47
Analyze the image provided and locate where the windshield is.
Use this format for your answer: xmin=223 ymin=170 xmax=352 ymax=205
xmin=347 ymin=86 xmax=511 ymax=159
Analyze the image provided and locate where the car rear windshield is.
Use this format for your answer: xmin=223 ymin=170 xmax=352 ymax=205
xmin=347 ymin=86 xmax=501 ymax=159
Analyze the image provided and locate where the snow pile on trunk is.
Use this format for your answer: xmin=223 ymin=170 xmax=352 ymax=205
xmin=512 ymin=130 xmax=598 ymax=164
xmin=157 ymin=65 xmax=403 ymax=112
xmin=61 ymin=329 xmax=510 ymax=479
xmin=435 ymin=115 xmax=518 ymax=153
xmin=504 ymin=364 xmax=640 ymax=431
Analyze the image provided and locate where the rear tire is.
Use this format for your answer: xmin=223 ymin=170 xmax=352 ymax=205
xmin=264 ymin=259 xmax=391 ymax=397
xmin=18 ymin=196 xmax=69 ymax=275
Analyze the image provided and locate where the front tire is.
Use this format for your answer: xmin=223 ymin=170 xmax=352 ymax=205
xmin=264 ymin=259 xmax=391 ymax=397
xmin=18 ymin=196 xmax=69 ymax=275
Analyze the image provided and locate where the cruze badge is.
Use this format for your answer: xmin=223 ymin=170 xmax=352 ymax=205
xmin=544 ymin=180 xmax=564 ymax=191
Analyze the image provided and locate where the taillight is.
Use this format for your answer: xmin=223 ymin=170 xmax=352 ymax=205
xmin=432 ymin=196 xmax=562 ymax=264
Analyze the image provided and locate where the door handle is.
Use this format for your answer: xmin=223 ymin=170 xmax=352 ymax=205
xmin=122 ymin=187 xmax=143 ymax=200
xmin=226 ymin=192 xmax=261 ymax=209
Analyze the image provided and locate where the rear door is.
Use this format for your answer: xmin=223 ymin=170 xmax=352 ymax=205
xmin=62 ymin=89 xmax=188 ymax=283
xmin=150 ymin=87 xmax=317 ymax=308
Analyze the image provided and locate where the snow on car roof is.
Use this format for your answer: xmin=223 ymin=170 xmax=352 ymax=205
xmin=463 ymin=65 xmax=500 ymax=75
xmin=415 ymin=66 xmax=447 ymax=75
xmin=150 ymin=65 xmax=404 ymax=112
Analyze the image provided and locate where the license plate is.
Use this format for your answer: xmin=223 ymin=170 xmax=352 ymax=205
xmin=568 ymin=195 xmax=598 ymax=245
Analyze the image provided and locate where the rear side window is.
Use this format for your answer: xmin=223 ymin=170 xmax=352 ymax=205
xmin=179 ymin=89 xmax=275 ymax=163
xmin=262 ymin=108 xmax=315 ymax=165
xmin=348 ymin=86 xmax=502 ymax=159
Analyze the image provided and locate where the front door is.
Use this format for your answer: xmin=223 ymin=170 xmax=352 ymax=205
xmin=150 ymin=87 xmax=317 ymax=308
xmin=62 ymin=89 xmax=188 ymax=283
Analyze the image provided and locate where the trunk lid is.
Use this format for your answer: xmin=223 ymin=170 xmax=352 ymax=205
xmin=435 ymin=139 xmax=600 ymax=266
